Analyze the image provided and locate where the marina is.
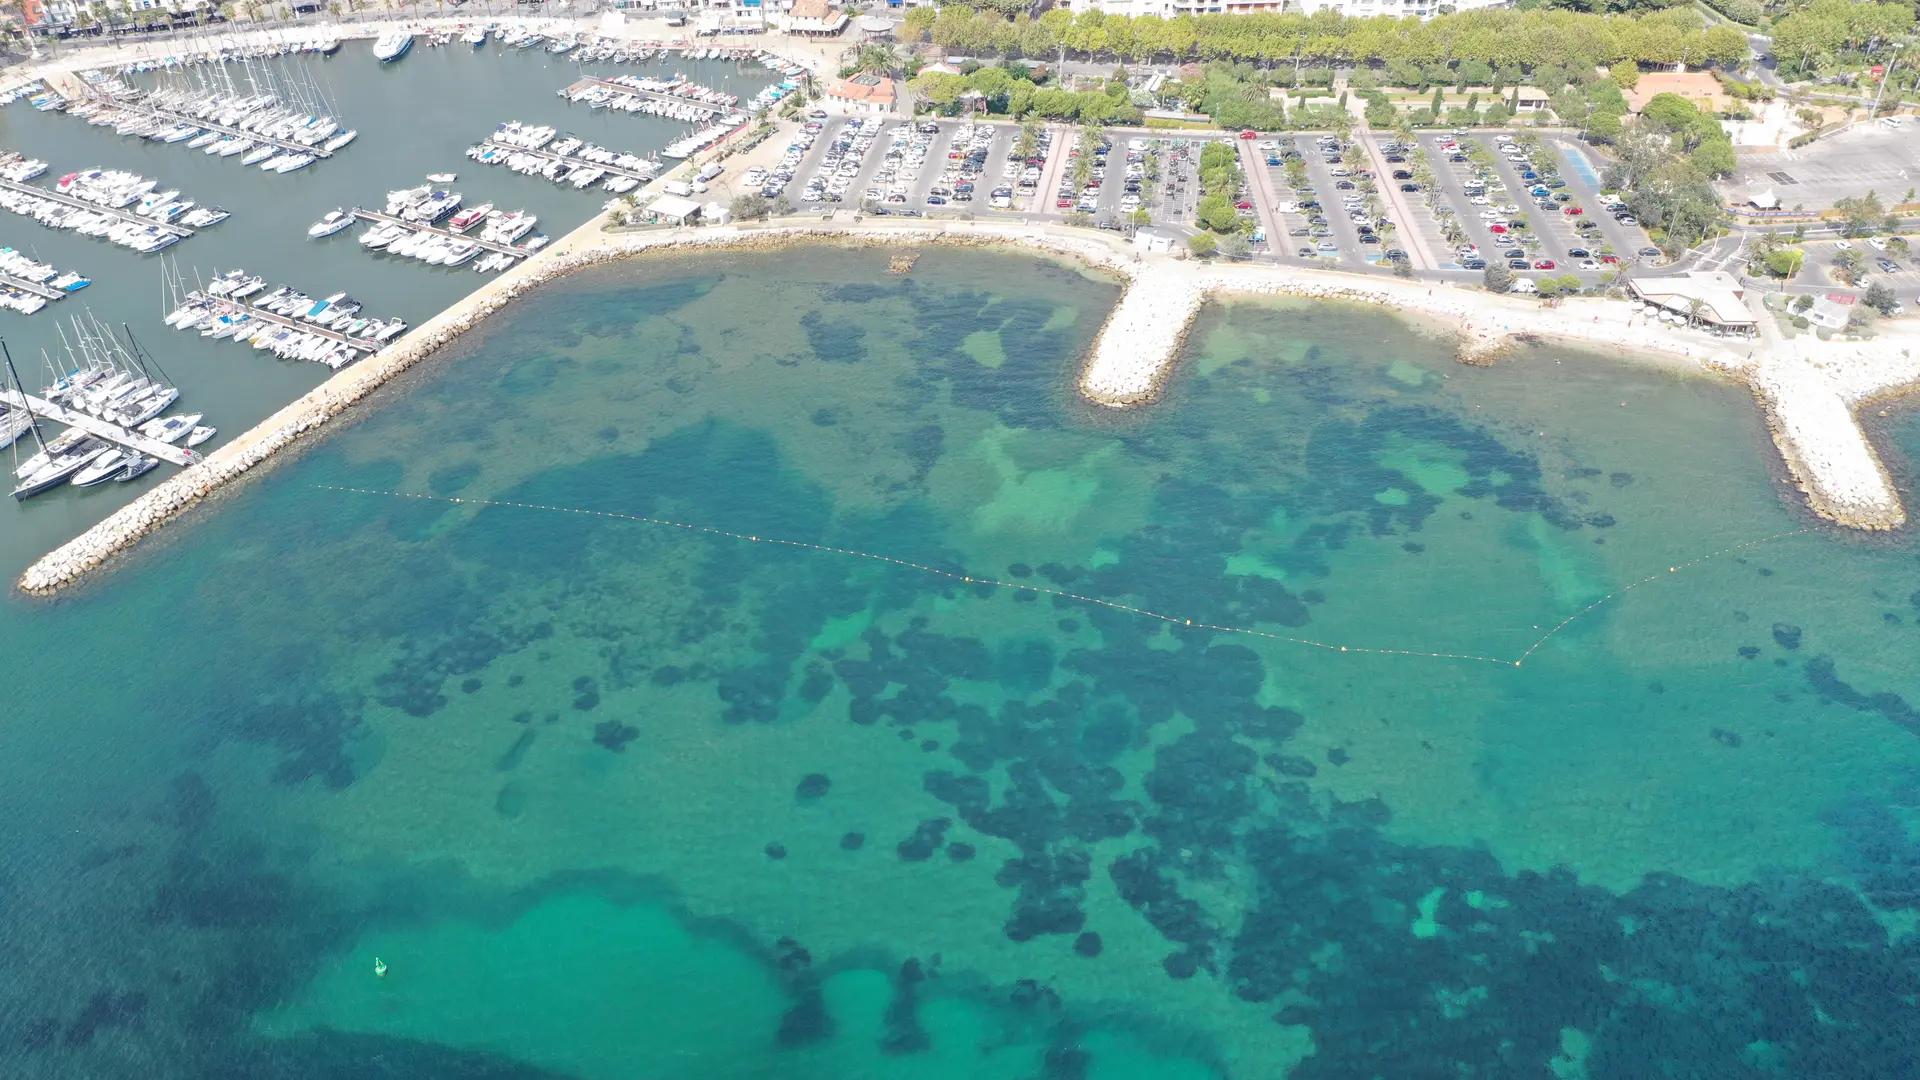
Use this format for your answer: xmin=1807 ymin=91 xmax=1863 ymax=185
xmin=0 ymin=32 xmax=779 ymax=561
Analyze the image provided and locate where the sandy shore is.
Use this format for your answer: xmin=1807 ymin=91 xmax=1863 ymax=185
xmin=17 ymin=215 xmax=1920 ymax=594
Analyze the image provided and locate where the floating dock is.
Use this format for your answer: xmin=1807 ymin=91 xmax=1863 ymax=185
xmin=476 ymin=138 xmax=659 ymax=185
xmin=0 ymin=176 xmax=194 ymax=237
xmin=348 ymin=209 xmax=528 ymax=258
xmin=0 ymin=388 xmax=195 ymax=466
xmin=564 ymin=76 xmax=750 ymax=124
xmin=186 ymin=290 xmax=377 ymax=356
xmin=86 ymin=97 xmax=338 ymax=159
xmin=0 ymin=271 xmax=66 ymax=302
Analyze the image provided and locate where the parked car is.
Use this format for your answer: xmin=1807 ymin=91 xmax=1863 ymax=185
xmin=1563 ymin=206 xmax=1584 ymax=216
xmin=1400 ymin=183 xmax=1421 ymax=192
xmin=1568 ymin=247 xmax=1590 ymax=258
xmin=1298 ymin=246 xmax=1317 ymax=257
xmin=1638 ymin=246 xmax=1662 ymax=258
xmin=1878 ymin=258 xmax=1901 ymax=273
xmin=1462 ymin=258 xmax=1488 ymax=269
xmin=1392 ymin=170 xmax=1414 ymax=180
xmin=1508 ymin=259 xmax=1531 ymax=269
xmin=1534 ymin=259 xmax=1556 ymax=270
xmin=1239 ymin=129 xmax=1258 ymax=139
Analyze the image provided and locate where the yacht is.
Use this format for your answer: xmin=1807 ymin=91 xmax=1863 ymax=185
xmin=373 ymin=31 xmax=414 ymax=63
xmin=180 ymin=206 xmax=231 ymax=228
xmin=13 ymin=427 xmax=89 ymax=478
xmin=308 ymin=209 xmax=355 ymax=238
xmin=71 ymin=448 xmax=131 ymax=487
xmin=322 ymin=130 xmax=358 ymax=153
xmin=139 ymin=412 xmax=203 ymax=444
xmin=185 ymin=426 xmax=216 ymax=448
xmin=13 ymin=441 xmax=109 ymax=499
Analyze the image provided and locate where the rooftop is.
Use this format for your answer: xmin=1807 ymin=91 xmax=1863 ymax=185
xmin=1629 ymin=270 xmax=1754 ymax=326
xmin=831 ymin=73 xmax=896 ymax=104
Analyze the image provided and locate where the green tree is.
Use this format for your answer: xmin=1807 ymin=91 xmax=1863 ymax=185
xmin=1834 ymin=191 xmax=1889 ymax=238
xmin=730 ymin=194 xmax=770 ymax=221
xmin=1195 ymin=193 xmax=1242 ymax=233
xmin=1188 ymin=231 xmax=1218 ymax=257
xmin=1763 ymin=248 xmax=1805 ymax=279
xmin=1219 ymin=232 xmax=1251 ymax=259
xmin=1484 ymin=262 xmax=1514 ymax=292
xmin=902 ymin=6 xmax=937 ymax=43
xmin=1863 ymin=283 xmax=1899 ymax=315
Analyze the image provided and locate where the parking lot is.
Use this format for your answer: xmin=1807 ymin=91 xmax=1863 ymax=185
xmin=748 ymin=117 xmax=1679 ymax=292
xmin=1729 ymin=119 xmax=1920 ymax=210
xmin=751 ymin=117 xmax=1204 ymax=236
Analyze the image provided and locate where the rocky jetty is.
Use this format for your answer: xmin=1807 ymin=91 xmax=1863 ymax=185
xmin=1080 ymin=264 xmax=1206 ymax=406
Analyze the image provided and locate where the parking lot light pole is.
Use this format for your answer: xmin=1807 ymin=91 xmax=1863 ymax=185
xmin=1869 ymin=41 xmax=1906 ymax=120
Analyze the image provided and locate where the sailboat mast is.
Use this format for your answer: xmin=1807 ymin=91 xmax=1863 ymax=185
xmin=2 ymin=340 xmax=50 ymax=457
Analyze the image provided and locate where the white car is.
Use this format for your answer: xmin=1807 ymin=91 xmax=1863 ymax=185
xmin=1867 ymin=237 xmax=1889 ymax=251
xmin=1579 ymin=259 xmax=1600 ymax=271
xmin=1836 ymin=239 xmax=1853 ymax=251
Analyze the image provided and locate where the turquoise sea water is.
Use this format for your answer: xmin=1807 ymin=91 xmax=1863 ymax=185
xmin=7 ymin=248 xmax=1920 ymax=1078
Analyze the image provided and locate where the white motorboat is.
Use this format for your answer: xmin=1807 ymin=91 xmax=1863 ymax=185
xmin=71 ymin=448 xmax=131 ymax=487
xmin=373 ymin=31 xmax=414 ymax=62
xmin=308 ymin=209 xmax=355 ymax=238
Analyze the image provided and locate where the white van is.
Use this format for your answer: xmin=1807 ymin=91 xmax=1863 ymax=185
xmin=1511 ymin=278 xmax=1538 ymax=294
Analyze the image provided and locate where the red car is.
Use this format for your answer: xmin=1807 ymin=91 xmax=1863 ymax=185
xmin=1239 ymin=130 xmax=1258 ymax=140
xmin=1599 ymin=254 xmax=1621 ymax=264
xmin=1563 ymin=206 xmax=1584 ymax=215
xmin=1234 ymin=200 xmax=1253 ymax=210
xmin=1489 ymin=224 xmax=1507 ymax=233
xmin=1057 ymin=197 xmax=1074 ymax=208
xmin=1534 ymin=259 xmax=1556 ymax=270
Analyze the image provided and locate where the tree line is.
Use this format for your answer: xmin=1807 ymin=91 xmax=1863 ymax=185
xmin=902 ymin=6 xmax=1754 ymax=74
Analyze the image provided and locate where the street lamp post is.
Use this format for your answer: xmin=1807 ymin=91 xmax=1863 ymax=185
xmin=1868 ymin=41 xmax=1906 ymax=119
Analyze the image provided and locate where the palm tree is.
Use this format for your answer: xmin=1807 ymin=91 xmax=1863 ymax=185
xmin=856 ymin=44 xmax=897 ymax=78
xmin=1686 ymin=297 xmax=1705 ymax=327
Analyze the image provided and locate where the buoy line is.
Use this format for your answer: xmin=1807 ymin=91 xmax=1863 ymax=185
xmin=316 ymin=485 xmax=1810 ymax=669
